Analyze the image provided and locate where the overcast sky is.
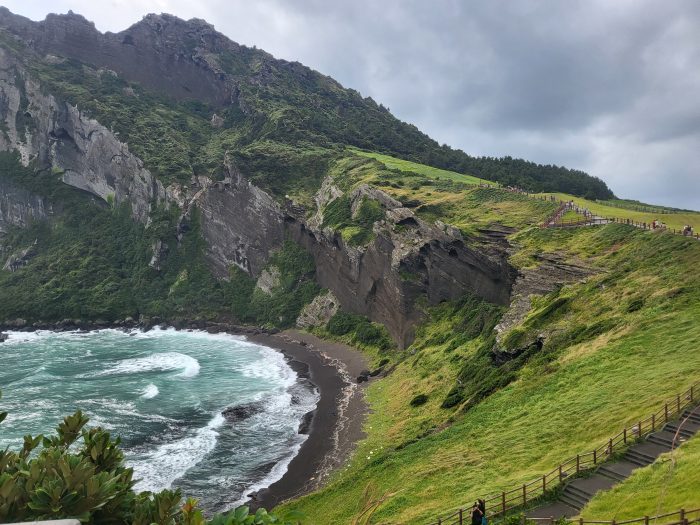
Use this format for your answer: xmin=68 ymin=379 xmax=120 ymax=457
xmin=3 ymin=1 xmax=699 ymax=209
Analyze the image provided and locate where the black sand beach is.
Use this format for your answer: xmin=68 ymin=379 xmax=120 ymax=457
xmin=246 ymin=329 xmax=369 ymax=510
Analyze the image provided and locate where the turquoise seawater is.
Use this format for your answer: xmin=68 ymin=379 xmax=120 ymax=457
xmin=0 ymin=328 xmax=318 ymax=513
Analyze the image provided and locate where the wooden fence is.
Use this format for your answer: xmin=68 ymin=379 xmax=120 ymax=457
xmin=525 ymin=507 xmax=700 ymax=525
xmin=427 ymin=382 xmax=700 ymax=525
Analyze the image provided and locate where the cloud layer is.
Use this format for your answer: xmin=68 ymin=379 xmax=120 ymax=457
xmin=4 ymin=0 xmax=699 ymax=209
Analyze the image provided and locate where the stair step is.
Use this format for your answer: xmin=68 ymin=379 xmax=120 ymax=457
xmin=681 ymin=410 xmax=700 ymax=424
xmin=663 ymin=421 xmax=699 ymax=439
xmin=647 ymin=430 xmax=680 ymax=448
xmin=598 ymin=466 xmax=627 ymax=482
xmin=625 ymin=451 xmax=654 ymax=466
xmin=565 ymin=484 xmax=593 ymax=500
xmin=559 ymin=493 xmax=585 ymax=511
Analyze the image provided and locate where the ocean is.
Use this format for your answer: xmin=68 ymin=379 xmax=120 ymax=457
xmin=0 ymin=327 xmax=318 ymax=513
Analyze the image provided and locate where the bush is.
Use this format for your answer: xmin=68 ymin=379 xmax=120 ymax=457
xmin=409 ymin=394 xmax=429 ymax=407
xmin=326 ymin=312 xmax=394 ymax=351
xmin=0 ymin=390 xmax=295 ymax=524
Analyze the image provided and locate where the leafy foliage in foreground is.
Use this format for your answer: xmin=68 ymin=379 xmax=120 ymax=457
xmin=0 ymin=392 xmax=297 ymax=524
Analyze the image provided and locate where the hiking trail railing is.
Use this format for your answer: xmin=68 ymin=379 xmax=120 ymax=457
xmin=427 ymin=381 xmax=700 ymax=525
xmin=525 ymin=507 xmax=700 ymax=525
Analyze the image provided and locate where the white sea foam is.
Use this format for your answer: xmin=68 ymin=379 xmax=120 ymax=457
xmin=130 ymin=413 xmax=225 ymax=492
xmin=141 ymin=383 xmax=159 ymax=399
xmin=90 ymin=352 xmax=200 ymax=378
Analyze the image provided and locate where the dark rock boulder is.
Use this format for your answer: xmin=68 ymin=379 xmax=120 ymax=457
xmin=222 ymin=403 xmax=263 ymax=423
xmin=297 ymin=410 xmax=315 ymax=434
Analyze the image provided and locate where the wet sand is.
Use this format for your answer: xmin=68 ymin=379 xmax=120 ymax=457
xmin=245 ymin=329 xmax=369 ymax=510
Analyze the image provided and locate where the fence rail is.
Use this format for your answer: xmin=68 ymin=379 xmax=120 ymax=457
xmin=428 ymin=382 xmax=700 ymax=525
xmin=525 ymin=507 xmax=700 ymax=525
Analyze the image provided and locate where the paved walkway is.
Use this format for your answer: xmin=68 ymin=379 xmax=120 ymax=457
xmin=527 ymin=409 xmax=700 ymax=518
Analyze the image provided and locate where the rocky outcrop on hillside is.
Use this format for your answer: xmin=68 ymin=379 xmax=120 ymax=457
xmin=0 ymin=177 xmax=48 ymax=239
xmin=0 ymin=49 xmax=165 ymax=222
xmin=288 ymin=181 xmax=516 ymax=347
xmin=0 ymin=8 xmax=235 ymax=106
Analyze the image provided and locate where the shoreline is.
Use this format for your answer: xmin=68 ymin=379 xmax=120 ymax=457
xmin=0 ymin=321 xmax=370 ymax=512
xmin=245 ymin=329 xmax=369 ymax=510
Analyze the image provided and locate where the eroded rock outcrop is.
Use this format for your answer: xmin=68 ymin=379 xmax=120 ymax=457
xmin=287 ymin=182 xmax=516 ymax=348
xmin=0 ymin=177 xmax=48 ymax=239
xmin=0 ymin=49 xmax=165 ymax=222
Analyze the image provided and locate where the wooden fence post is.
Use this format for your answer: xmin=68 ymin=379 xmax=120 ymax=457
xmin=623 ymin=428 xmax=627 ymax=444
xmin=459 ymin=509 xmax=463 ymax=525
xmin=680 ymin=509 xmax=685 ymax=524
xmin=593 ymin=449 xmax=597 ymax=464
xmin=652 ymin=413 xmax=656 ymax=431
xmin=638 ymin=421 xmax=642 ymax=437
xmin=576 ymin=454 xmax=580 ymax=473
xmin=691 ymin=385 xmax=694 ymax=403
xmin=644 ymin=516 xmax=649 ymax=525
xmin=608 ymin=438 xmax=613 ymax=455
xmin=559 ymin=465 xmax=563 ymax=481
xmin=665 ymin=403 xmax=669 ymax=422
xmin=502 ymin=492 xmax=506 ymax=516
xmin=523 ymin=484 xmax=527 ymax=506
xmin=438 ymin=518 xmax=441 ymax=525
xmin=543 ymin=475 xmax=546 ymax=492
xmin=677 ymin=394 xmax=681 ymax=414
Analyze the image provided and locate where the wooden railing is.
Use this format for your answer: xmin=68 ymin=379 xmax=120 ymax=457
xmin=427 ymin=382 xmax=700 ymax=525
xmin=526 ymin=507 xmax=700 ymax=525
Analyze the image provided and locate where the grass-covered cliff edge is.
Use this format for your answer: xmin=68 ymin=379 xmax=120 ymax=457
xmin=1 ymin=8 xmax=699 ymax=524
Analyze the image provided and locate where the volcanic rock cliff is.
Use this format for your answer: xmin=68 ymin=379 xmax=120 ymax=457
xmin=0 ymin=9 xmax=517 ymax=347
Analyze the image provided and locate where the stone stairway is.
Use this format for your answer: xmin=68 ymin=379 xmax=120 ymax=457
xmin=528 ymin=409 xmax=700 ymax=518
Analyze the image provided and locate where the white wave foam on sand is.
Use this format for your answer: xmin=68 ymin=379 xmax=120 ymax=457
xmin=90 ymin=352 xmax=200 ymax=378
xmin=131 ymin=413 xmax=226 ymax=492
xmin=141 ymin=383 xmax=160 ymax=399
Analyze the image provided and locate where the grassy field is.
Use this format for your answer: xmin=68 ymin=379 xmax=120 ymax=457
xmin=581 ymin=434 xmax=700 ymax=520
xmin=334 ymin=153 xmax=556 ymax=235
xmin=278 ymin=226 xmax=700 ymax=524
xmin=349 ymin=148 xmax=495 ymax=186
xmin=539 ymin=193 xmax=700 ymax=233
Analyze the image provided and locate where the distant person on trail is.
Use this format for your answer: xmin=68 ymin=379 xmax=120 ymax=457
xmin=478 ymin=499 xmax=487 ymax=524
xmin=471 ymin=502 xmax=483 ymax=525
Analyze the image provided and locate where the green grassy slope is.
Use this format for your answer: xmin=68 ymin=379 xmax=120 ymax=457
xmin=581 ymin=434 xmax=700 ymax=519
xmin=278 ymin=225 xmax=700 ymax=524
xmin=350 ymin=148 xmax=494 ymax=186
xmin=333 ymin=153 xmax=557 ymax=236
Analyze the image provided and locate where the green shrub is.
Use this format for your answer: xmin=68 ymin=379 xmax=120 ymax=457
xmin=409 ymin=394 xmax=429 ymax=407
xmin=0 ymin=390 xmax=293 ymax=524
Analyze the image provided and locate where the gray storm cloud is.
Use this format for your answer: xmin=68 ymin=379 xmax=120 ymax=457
xmin=3 ymin=0 xmax=699 ymax=209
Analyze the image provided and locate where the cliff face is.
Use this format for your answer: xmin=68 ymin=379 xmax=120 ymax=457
xmin=0 ymin=48 xmax=165 ymax=222
xmin=286 ymin=186 xmax=515 ymax=347
xmin=0 ymin=177 xmax=47 ymax=239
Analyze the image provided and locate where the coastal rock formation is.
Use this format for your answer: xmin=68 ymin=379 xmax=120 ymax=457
xmin=288 ymin=184 xmax=516 ymax=348
xmin=296 ymin=291 xmax=340 ymax=328
xmin=0 ymin=49 xmax=165 ymax=222
xmin=0 ymin=9 xmax=517 ymax=349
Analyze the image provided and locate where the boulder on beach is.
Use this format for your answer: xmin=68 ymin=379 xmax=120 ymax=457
xmin=0 ymin=332 xmax=8 ymax=343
